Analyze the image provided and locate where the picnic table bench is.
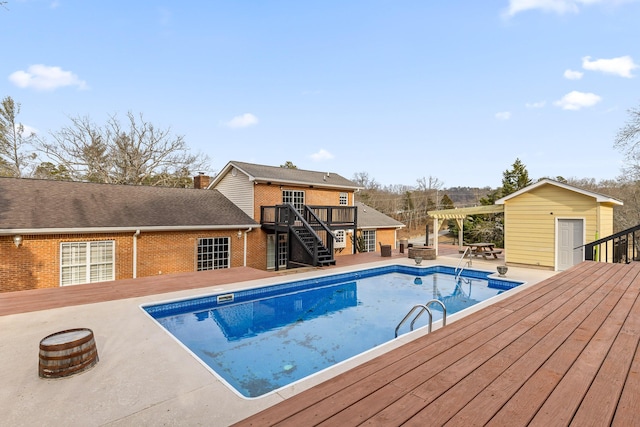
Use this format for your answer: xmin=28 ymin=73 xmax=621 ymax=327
xmin=467 ymin=242 xmax=502 ymax=260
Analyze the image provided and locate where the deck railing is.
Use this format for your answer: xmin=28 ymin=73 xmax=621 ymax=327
xmin=583 ymin=224 xmax=640 ymax=263
xmin=261 ymin=205 xmax=357 ymax=229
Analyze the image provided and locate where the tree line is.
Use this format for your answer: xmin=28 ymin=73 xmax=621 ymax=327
xmin=4 ymin=94 xmax=640 ymax=241
xmin=0 ymin=96 xmax=209 ymax=186
xmin=352 ymin=102 xmax=640 ymax=245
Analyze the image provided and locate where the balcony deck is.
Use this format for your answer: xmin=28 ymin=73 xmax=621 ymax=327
xmin=235 ymin=261 xmax=640 ymax=426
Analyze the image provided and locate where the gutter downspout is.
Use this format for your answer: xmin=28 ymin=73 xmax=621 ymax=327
xmin=133 ymin=229 xmax=140 ymax=278
xmin=243 ymin=228 xmax=253 ymax=267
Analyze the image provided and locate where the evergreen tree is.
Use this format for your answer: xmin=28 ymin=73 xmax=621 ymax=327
xmin=501 ymin=158 xmax=531 ymax=196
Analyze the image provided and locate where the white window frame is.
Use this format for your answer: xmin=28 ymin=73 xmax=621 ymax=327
xmin=339 ymin=192 xmax=348 ymax=205
xmin=361 ymin=230 xmax=376 ymax=252
xmin=282 ymin=190 xmax=305 ymax=212
xmin=197 ymin=237 xmax=230 ymax=271
xmin=60 ymin=241 xmax=115 ymax=286
xmin=335 ymin=229 xmax=347 ymax=248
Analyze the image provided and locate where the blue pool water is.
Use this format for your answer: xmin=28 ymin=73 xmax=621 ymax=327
xmin=143 ymin=265 xmax=522 ymax=398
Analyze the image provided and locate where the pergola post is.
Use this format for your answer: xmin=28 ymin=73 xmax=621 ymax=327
xmin=456 ymin=218 xmax=464 ymax=251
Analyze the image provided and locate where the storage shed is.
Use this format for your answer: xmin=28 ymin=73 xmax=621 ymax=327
xmin=496 ymin=179 xmax=622 ymax=271
xmin=428 ymin=179 xmax=623 ymax=271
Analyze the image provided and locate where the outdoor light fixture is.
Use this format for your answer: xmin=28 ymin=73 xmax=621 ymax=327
xmin=13 ymin=235 xmax=23 ymax=248
xmin=237 ymin=230 xmax=243 ymax=239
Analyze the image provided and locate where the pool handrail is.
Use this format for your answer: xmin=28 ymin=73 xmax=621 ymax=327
xmin=395 ymin=304 xmax=432 ymax=337
xmin=455 ymin=247 xmax=472 ymax=282
xmin=424 ymin=299 xmax=446 ymax=327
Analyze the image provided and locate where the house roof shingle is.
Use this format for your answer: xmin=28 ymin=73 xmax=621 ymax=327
xmin=212 ymin=161 xmax=362 ymax=190
xmin=356 ymin=202 xmax=405 ymax=229
xmin=0 ymin=177 xmax=257 ymax=233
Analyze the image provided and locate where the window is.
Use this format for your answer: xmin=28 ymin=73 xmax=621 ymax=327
xmin=335 ymin=229 xmax=346 ymax=248
xmin=60 ymin=241 xmax=115 ymax=286
xmin=282 ymin=190 xmax=305 ymax=212
xmin=361 ymin=230 xmax=376 ymax=252
xmin=197 ymin=237 xmax=230 ymax=270
xmin=339 ymin=192 xmax=348 ymax=205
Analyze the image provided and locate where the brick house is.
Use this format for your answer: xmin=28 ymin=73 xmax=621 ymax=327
xmin=208 ymin=161 xmax=404 ymax=271
xmin=0 ymin=177 xmax=257 ymax=292
xmin=0 ymin=162 xmax=404 ymax=292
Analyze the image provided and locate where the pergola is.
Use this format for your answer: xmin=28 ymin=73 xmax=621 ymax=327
xmin=427 ymin=204 xmax=504 ymax=255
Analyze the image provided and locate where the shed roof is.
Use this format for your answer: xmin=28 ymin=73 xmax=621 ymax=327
xmin=211 ymin=161 xmax=361 ymax=190
xmin=495 ymin=178 xmax=623 ymax=205
xmin=356 ymin=202 xmax=405 ymax=229
xmin=0 ymin=177 xmax=257 ymax=234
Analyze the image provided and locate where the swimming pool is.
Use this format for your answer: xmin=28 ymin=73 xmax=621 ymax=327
xmin=143 ymin=265 xmax=522 ymax=398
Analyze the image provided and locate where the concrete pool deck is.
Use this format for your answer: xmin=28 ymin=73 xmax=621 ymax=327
xmin=1 ymin=251 xmax=556 ymax=426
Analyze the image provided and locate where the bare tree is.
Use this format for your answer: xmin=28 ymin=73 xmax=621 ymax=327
xmin=37 ymin=112 xmax=209 ymax=186
xmin=615 ymin=106 xmax=640 ymax=179
xmin=0 ymin=96 xmax=36 ymax=177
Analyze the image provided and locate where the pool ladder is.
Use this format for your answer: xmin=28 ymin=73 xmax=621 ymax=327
xmin=455 ymin=247 xmax=472 ymax=282
xmin=395 ymin=299 xmax=447 ymax=338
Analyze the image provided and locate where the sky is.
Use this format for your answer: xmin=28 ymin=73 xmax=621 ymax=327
xmin=2 ymin=0 xmax=640 ymax=189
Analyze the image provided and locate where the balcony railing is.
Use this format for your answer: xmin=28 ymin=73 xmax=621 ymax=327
xmin=584 ymin=224 xmax=640 ymax=263
xmin=261 ymin=205 xmax=357 ymax=229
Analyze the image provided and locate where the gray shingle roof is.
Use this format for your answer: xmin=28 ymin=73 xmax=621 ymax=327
xmin=218 ymin=161 xmax=361 ymax=190
xmin=0 ymin=177 xmax=257 ymax=232
xmin=356 ymin=202 xmax=405 ymax=229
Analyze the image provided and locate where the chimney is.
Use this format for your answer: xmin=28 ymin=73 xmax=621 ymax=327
xmin=193 ymin=172 xmax=210 ymax=189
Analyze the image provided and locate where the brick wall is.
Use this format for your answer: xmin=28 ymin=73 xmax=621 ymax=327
xmin=0 ymin=230 xmax=252 ymax=293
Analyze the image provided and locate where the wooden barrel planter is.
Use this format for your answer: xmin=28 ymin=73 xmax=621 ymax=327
xmin=39 ymin=328 xmax=99 ymax=379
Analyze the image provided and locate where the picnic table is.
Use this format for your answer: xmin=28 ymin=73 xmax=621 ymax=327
xmin=467 ymin=242 xmax=502 ymax=260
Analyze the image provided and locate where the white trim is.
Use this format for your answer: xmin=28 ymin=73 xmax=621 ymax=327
xmin=0 ymin=224 xmax=260 ymax=236
xmin=496 ymin=179 xmax=623 ymax=205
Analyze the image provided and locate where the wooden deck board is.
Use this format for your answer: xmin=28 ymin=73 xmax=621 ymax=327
xmin=235 ymin=261 xmax=640 ymax=427
xmin=570 ymin=267 xmax=640 ymax=426
xmin=390 ymin=261 xmax=620 ymax=426
xmin=523 ymin=263 xmax=640 ymax=426
xmin=458 ymin=262 xmax=639 ymax=426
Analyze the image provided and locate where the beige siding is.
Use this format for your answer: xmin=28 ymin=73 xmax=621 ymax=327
xmin=215 ymin=169 xmax=255 ymax=219
xmin=598 ymin=203 xmax=615 ymax=237
xmin=505 ymin=185 xmax=598 ymax=269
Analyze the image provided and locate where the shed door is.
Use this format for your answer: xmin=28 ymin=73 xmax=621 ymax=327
xmin=558 ymin=219 xmax=584 ymax=271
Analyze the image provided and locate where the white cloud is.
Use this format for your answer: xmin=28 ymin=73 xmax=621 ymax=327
xmin=225 ymin=113 xmax=259 ymax=129
xmin=564 ymin=69 xmax=584 ymax=80
xmin=526 ymin=100 xmax=546 ymax=108
xmin=310 ymin=149 xmax=334 ymax=161
xmin=495 ymin=111 xmax=512 ymax=120
xmin=8 ymin=64 xmax=88 ymax=91
xmin=505 ymin=0 xmax=579 ymax=17
xmin=582 ymin=55 xmax=638 ymax=78
xmin=554 ymin=90 xmax=602 ymax=110
xmin=504 ymin=0 xmax=632 ymax=17
xmin=19 ymin=124 xmax=38 ymax=137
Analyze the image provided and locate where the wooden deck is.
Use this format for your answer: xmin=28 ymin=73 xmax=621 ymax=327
xmin=235 ymin=261 xmax=640 ymax=426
